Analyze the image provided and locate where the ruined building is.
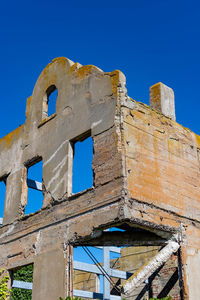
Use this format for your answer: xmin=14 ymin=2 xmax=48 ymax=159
xmin=0 ymin=57 xmax=199 ymax=299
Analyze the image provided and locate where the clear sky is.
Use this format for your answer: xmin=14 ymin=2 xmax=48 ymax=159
xmin=0 ymin=0 xmax=200 ymax=138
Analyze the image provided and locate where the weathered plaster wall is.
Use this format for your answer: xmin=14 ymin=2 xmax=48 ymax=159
xmin=32 ymin=248 xmax=66 ymax=299
xmin=0 ymin=57 xmax=124 ymax=225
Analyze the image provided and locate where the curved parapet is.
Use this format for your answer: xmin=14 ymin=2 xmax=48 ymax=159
xmin=26 ymin=57 xmax=75 ymax=126
xmin=25 ymin=57 xmax=127 ymax=133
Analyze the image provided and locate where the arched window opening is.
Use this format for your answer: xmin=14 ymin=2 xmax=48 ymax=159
xmin=43 ymin=85 xmax=58 ymax=119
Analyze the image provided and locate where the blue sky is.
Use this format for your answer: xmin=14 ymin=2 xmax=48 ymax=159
xmin=0 ymin=0 xmax=200 ymax=138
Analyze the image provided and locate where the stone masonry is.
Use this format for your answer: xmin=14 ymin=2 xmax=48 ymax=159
xmin=0 ymin=57 xmax=199 ymax=299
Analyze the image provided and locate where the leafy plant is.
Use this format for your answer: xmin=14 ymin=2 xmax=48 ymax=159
xmin=147 ymin=297 xmax=172 ymax=300
xmin=150 ymin=297 xmax=172 ymax=300
xmin=59 ymin=297 xmax=82 ymax=300
xmin=0 ymin=268 xmax=10 ymax=300
xmin=60 ymin=296 xmax=172 ymax=300
xmin=10 ymin=264 xmax=33 ymax=300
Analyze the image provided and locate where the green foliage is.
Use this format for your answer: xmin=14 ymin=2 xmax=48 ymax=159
xmin=10 ymin=264 xmax=33 ymax=300
xmin=59 ymin=297 xmax=82 ymax=300
xmin=152 ymin=297 xmax=171 ymax=300
xmin=60 ymin=296 xmax=172 ymax=300
xmin=148 ymin=297 xmax=172 ymax=300
xmin=11 ymin=264 xmax=33 ymax=282
xmin=0 ymin=269 xmax=10 ymax=300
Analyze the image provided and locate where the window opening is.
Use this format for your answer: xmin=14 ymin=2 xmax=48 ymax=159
xmin=0 ymin=176 xmax=7 ymax=225
xmin=25 ymin=159 xmax=43 ymax=215
xmin=43 ymin=85 xmax=57 ymax=119
xmin=72 ymin=226 xmax=180 ymax=299
xmin=11 ymin=264 xmax=33 ymax=299
xmin=73 ymin=228 xmax=125 ymax=299
xmin=73 ymin=246 xmax=102 ymax=297
xmin=73 ymin=246 xmax=123 ymax=299
xmin=72 ymin=136 xmax=93 ymax=194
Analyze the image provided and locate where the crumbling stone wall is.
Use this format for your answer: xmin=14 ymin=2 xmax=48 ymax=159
xmin=0 ymin=57 xmax=199 ymax=299
xmin=121 ymin=87 xmax=200 ymax=299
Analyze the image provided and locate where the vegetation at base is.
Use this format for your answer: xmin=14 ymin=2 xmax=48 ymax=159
xmin=59 ymin=297 xmax=82 ymax=300
xmin=0 ymin=269 xmax=10 ymax=300
xmin=148 ymin=297 xmax=172 ymax=300
xmin=10 ymin=264 xmax=33 ymax=300
xmin=60 ymin=297 xmax=172 ymax=300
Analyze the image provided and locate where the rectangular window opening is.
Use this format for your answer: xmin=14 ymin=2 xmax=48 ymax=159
xmin=73 ymin=244 xmax=124 ymax=299
xmin=11 ymin=264 xmax=33 ymax=299
xmin=72 ymin=226 xmax=181 ymax=299
xmin=73 ymin=246 xmax=102 ymax=296
xmin=0 ymin=175 xmax=7 ymax=225
xmin=25 ymin=159 xmax=43 ymax=215
xmin=72 ymin=135 xmax=93 ymax=194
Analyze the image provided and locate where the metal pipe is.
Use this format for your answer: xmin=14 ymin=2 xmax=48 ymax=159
xmin=122 ymin=238 xmax=180 ymax=295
